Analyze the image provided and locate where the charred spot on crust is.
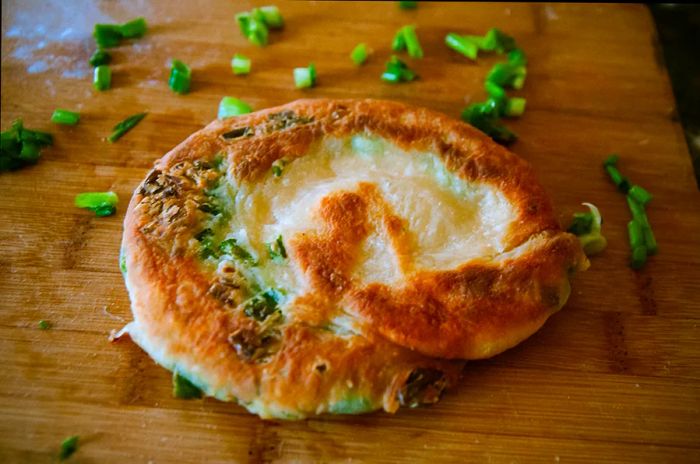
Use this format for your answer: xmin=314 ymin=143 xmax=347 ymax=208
xmin=398 ymin=368 xmax=448 ymax=407
xmin=266 ymin=111 xmax=314 ymax=132
xmin=221 ymin=126 xmax=253 ymax=140
xmin=315 ymin=364 xmax=327 ymax=373
xmin=243 ymin=289 xmax=281 ymax=322
xmin=139 ymin=169 xmax=182 ymax=198
xmin=228 ymin=326 xmax=281 ymax=363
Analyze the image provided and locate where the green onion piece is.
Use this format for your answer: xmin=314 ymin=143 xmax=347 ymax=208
xmin=487 ymin=62 xmax=526 ymax=89
xmin=507 ymin=48 xmax=528 ymax=66
xmin=626 ymin=195 xmax=657 ymax=255
xmin=267 ymin=234 xmax=287 ymax=262
xmin=173 ymin=371 xmax=203 ymax=399
xmin=485 ymin=81 xmax=507 ymax=113
xmin=381 ymin=55 xmax=417 ymax=83
xmin=220 ymin=238 xmax=256 ymax=264
xmin=401 ymin=25 xmax=423 ymax=58
xmin=603 ymin=154 xmax=619 ymax=167
xmin=569 ymin=202 xmax=607 ymax=255
xmin=75 ymin=191 xmax=119 ymax=217
xmin=107 ymin=112 xmax=147 ymax=143
xmin=461 ymin=101 xmax=517 ymax=145
xmin=482 ymin=28 xmax=517 ymax=53
xmin=93 ymin=24 xmax=123 ymax=48
xmin=51 ymin=109 xmax=80 ymax=126
xmin=630 ymin=244 xmax=647 ymax=269
xmin=351 ymin=43 xmax=369 ymax=66
xmin=628 ymin=219 xmax=644 ymax=250
xmin=59 ymin=436 xmax=79 ymax=461
xmin=169 ymin=59 xmax=191 ymax=94
xmin=38 ymin=320 xmax=52 ymax=330
xmin=294 ymin=63 xmax=317 ymax=88
xmin=628 ymin=185 xmax=653 ymax=206
xmin=271 ymin=159 xmax=286 ymax=176
xmin=642 ymin=222 xmax=658 ymax=256
xmin=231 ymin=53 xmax=251 ymax=75
xmin=445 ymin=33 xmax=478 ymax=60
xmin=1 ymin=119 xmax=53 ymax=171
xmin=399 ymin=1 xmax=418 ymax=9
xmin=244 ymin=289 xmax=281 ymax=321
xmin=258 ymin=6 xmax=284 ymax=28
xmin=504 ymin=97 xmax=527 ymax=117
xmin=392 ymin=28 xmax=406 ymax=52
xmin=236 ymin=12 xmax=269 ymax=46
xmin=119 ymin=17 xmax=147 ymax=38
xmin=89 ymin=49 xmax=111 ymax=67
xmin=93 ymin=65 xmax=111 ymax=91
xmin=218 ymin=97 xmax=252 ymax=119
xmin=604 ymin=164 xmax=631 ymax=193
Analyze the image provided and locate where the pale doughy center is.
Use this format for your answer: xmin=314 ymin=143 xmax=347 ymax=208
xmin=230 ymin=134 xmax=515 ymax=292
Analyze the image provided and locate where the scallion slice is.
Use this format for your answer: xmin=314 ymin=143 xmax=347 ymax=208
xmin=627 ymin=219 xmax=645 ymax=250
xmin=568 ymin=202 xmax=607 ymax=256
xmin=602 ymin=155 xmax=631 ymax=193
xmin=482 ymin=28 xmax=517 ymax=53
xmin=507 ymin=48 xmax=528 ymax=66
xmin=93 ymin=24 xmax=123 ymax=48
xmin=93 ymin=65 xmax=111 ymax=91
xmin=236 ymin=11 xmax=269 ymax=46
xmin=258 ymin=6 xmax=284 ymax=28
xmin=445 ymin=33 xmax=478 ymax=60
xmin=504 ymin=97 xmax=527 ymax=117
xmin=399 ymin=1 xmax=418 ymax=9
xmin=294 ymin=63 xmax=317 ymax=88
xmin=1 ymin=120 xmax=53 ymax=171
xmin=89 ymin=49 xmax=111 ymax=67
xmin=628 ymin=185 xmax=653 ymax=206
xmin=38 ymin=320 xmax=52 ymax=330
xmin=218 ymin=97 xmax=252 ymax=119
xmin=630 ymin=243 xmax=648 ymax=269
xmin=169 ymin=59 xmax=191 ymax=94
xmin=381 ymin=55 xmax=417 ymax=83
xmin=626 ymin=195 xmax=657 ymax=256
xmin=231 ymin=53 xmax=251 ymax=75
xmin=351 ymin=43 xmax=369 ymax=66
xmin=59 ymin=436 xmax=79 ymax=461
xmin=119 ymin=17 xmax=147 ymax=38
xmin=486 ymin=62 xmax=527 ymax=89
xmin=51 ymin=109 xmax=80 ymax=126
xmin=107 ymin=112 xmax=147 ymax=143
xmin=75 ymin=191 xmax=119 ymax=217
xmin=392 ymin=25 xmax=423 ymax=58
xmin=173 ymin=371 xmax=203 ymax=399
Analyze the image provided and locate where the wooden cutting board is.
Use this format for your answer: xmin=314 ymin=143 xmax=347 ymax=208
xmin=2 ymin=1 xmax=699 ymax=462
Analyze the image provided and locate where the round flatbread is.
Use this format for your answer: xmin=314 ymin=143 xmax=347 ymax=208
xmin=121 ymin=99 xmax=587 ymax=419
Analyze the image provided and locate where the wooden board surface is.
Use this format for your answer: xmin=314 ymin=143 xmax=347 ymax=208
xmin=2 ymin=1 xmax=700 ymax=462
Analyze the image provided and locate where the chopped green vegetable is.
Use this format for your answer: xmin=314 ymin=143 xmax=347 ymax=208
xmin=119 ymin=17 xmax=147 ymax=38
xmin=231 ymin=53 xmax=251 ymax=75
xmin=351 ymin=43 xmax=369 ymax=66
xmin=381 ymin=55 xmax=417 ymax=83
xmin=93 ymin=65 xmax=111 ymax=91
xmin=169 ymin=59 xmax=191 ymax=94
xmin=196 ymin=228 xmax=217 ymax=259
xmin=271 ymin=159 xmax=286 ymax=177
xmin=51 ymin=109 xmax=80 ymax=126
xmin=504 ymin=97 xmax=527 ymax=117
xmin=244 ymin=289 xmax=281 ymax=321
xmin=256 ymin=5 xmax=284 ymax=28
xmin=172 ymin=371 xmax=203 ymax=399
xmin=627 ymin=195 xmax=657 ymax=256
xmin=628 ymin=219 xmax=644 ymax=250
xmin=507 ymin=48 xmax=528 ymax=66
xmin=74 ymin=191 xmax=118 ymax=217
xmin=294 ymin=63 xmax=317 ymax=89
xmin=1 ymin=119 xmax=53 ymax=171
xmin=236 ymin=11 xmax=269 ymax=46
xmin=399 ymin=1 xmax=418 ymax=9
xmin=218 ymin=97 xmax=252 ymax=119
xmin=461 ymin=101 xmax=517 ymax=145
xmin=630 ymin=242 xmax=647 ymax=270
xmin=486 ymin=62 xmax=527 ymax=89
xmin=88 ymin=49 xmax=111 ymax=67
xmin=445 ymin=33 xmax=479 ymax=60
xmin=59 ymin=435 xmax=79 ymax=461
xmin=628 ymin=184 xmax=653 ymax=206
xmin=220 ymin=238 xmax=256 ymax=264
xmin=38 ymin=320 xmax=52 ymax=330
xmin=567 ymin=202 xmax=607 ymax=256
xmin=107 ymin=112 xmax=147 ymax=143
xmin=93 ymin=17 xmax=148 ymax=48
xmin=481 ymin=28 xmax=517 ymax=53
xmin=267 ymin=235 xmax=287 ymax=262
xmin=392 ymin=25 xmax=423 ymax=58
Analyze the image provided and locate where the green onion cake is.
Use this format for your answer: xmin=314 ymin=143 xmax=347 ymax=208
xmin=120 ymin=99 xmax=588 ymax=419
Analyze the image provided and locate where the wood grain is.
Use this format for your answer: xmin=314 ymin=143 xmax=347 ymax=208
xmin=2 ymin=1 xmax=700 ymax=462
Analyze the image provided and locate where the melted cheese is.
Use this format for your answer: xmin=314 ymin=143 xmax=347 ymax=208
xmin=228 ymin=134 xmax=515 ymax=292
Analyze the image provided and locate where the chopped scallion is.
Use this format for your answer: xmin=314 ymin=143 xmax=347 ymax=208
xmin=568 ymin=202 xmax=607 ymax=255
xmin=169 ymin=59 xmax=191 ymax=94
xmin=173 ymin=371 xmax=203 ymax=399
xmin=507 ymin=48 xmax=528 ymax=67
xmin=51 ymin=109 xmax=80 ymax=126
xmin=1 ymin=119 xmax=53 ymax=171
xmin=504 ymin=97 xmax=527 ymax=117
xmin=119 ymin=17 xmax=147 ymax=39
xmin=627 ymin=219 xmax=644 ymax=250
xmin=486 ymin=62 xmax=526 ymax=89
xmin=93 ymin=65 xmax=111 ymax=91
xmin=75 ymin=191 xmax=119 ymax=217
xmin=445 ymin=33 xmax=479 ymax=60
xmin=218 ymin=97 xmax=252 ymax=119
xmin=603 ymin=155 xmax=630 ymax=193
xmin=628 ymin=184 xmax=653 ymax=206
xmin=89 ymin=49 xmax=111 ymax=67
xmin=381 ymin=55 xmax=417 ymax=83
xmin=482 ymin=28 xmax=517 ymax=53
xmin=38 ymin=320 xmax=52 ymax=330
xmin=399 ymin=1 xmax=418 ymax=9
xmin=630 ymin=243 xmax=648 ymax=269
xmin=271 ymin=159 xmax=286 ymax=177
xmin=257 ymin=6 xmax=284 ymax=29
xmin=107 ymin=112 xmax=147 ymax=143
xmin=236 ymin=11 xmax=269 ymax=46
xmin=351 ymin=43 xmax=369 ymax=66
xmin=59 ymin=436 xmax=79 ymax=461
xmin=267 ymin=235 xmax=287 ymax=262
xmin=93 ymin=17 xmax=148 ymax=48
xmin=392 ymin=25 xmax=423 ymax=58
xmin=294 ymin=63 xmax=317 ymax=88
xmin=231 ymin=53 xmax=251 ymax=75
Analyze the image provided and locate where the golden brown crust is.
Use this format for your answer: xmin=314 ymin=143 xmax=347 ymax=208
xmin=122 ymin=98 xmax=587 ymax=416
